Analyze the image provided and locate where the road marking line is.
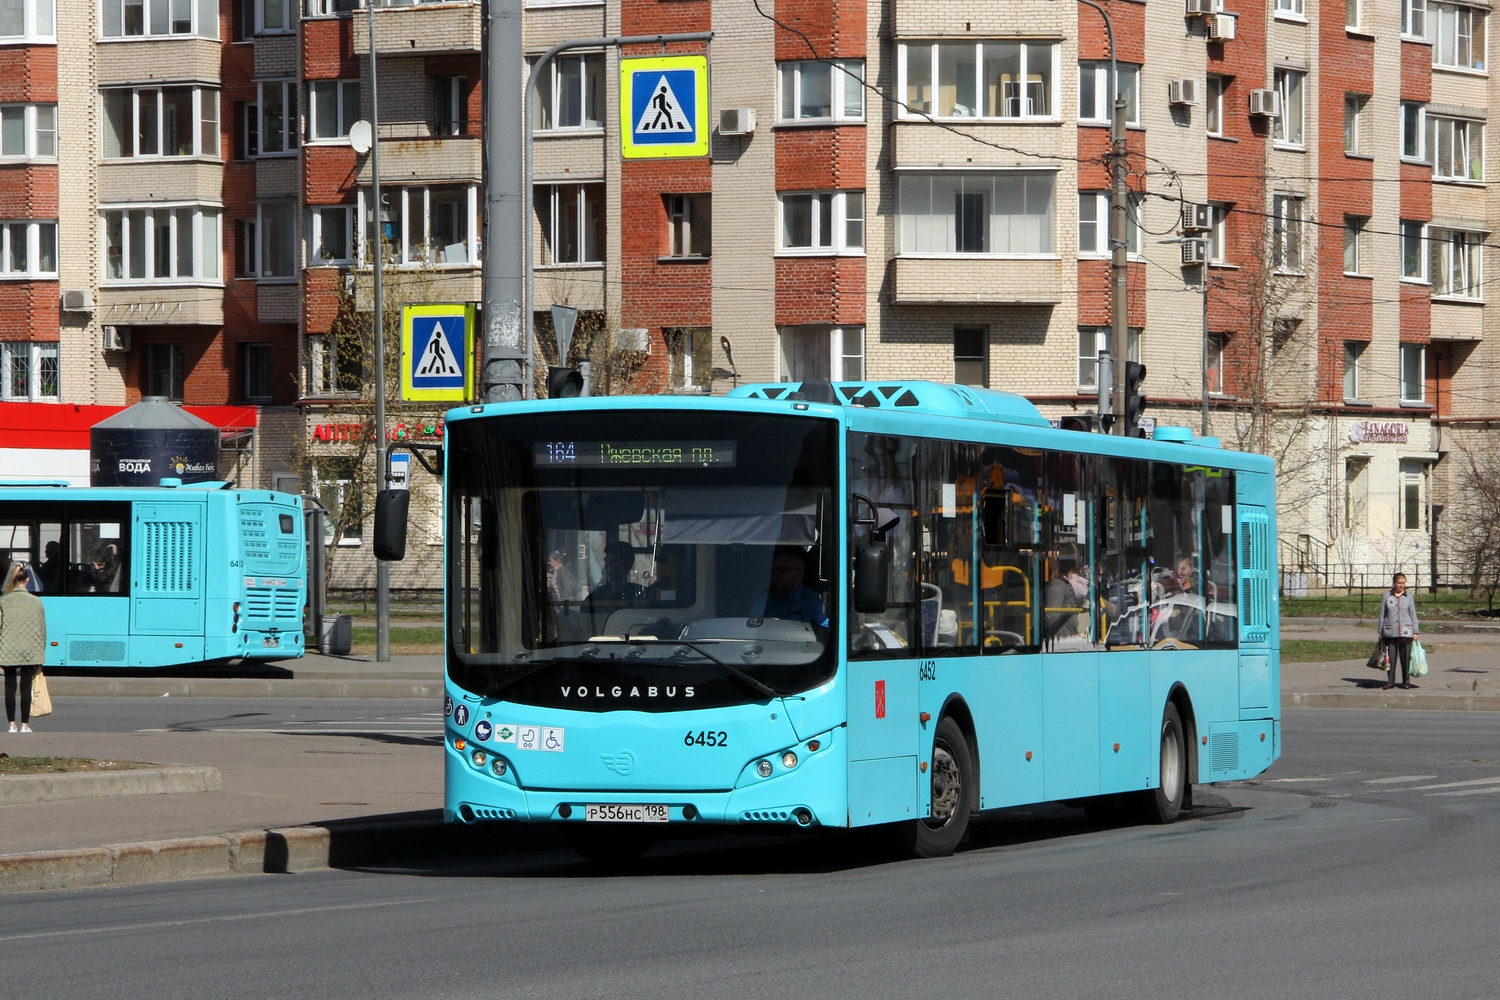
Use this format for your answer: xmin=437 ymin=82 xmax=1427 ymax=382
xmin=1414 ymin=775 xmax=1500 ymax=791
xmin=1262 ymin=777 xmax=1332 ymax=783
xmin=1365 ymin=775 xmax=1438 ymax=784
xmin=1427 ymin=786 xmax=1500 ymax=798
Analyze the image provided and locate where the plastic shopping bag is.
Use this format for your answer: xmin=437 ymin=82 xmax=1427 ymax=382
xmin=1410 ymin=641 xmax=1429 ymax=678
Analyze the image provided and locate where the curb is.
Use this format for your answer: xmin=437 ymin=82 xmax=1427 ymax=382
xmin=1286 ymin=692 xmax=1500 ymax=711
xmin=0 ymin=815 xmax=553 ymax=894
xmin=48 ymin=678 xmax=444 ymax=699
xmin=0 ymin=765 xmax=221 ymax=805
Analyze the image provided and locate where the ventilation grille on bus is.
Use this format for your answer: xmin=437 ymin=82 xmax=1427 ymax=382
xmin=245 ymin=586 xmax=302 ymax=621
xmin=467 ymin=806 xmax=516 ymax=821
xmin=68 ymin=639 xmax=126 ymax=662
xmin=1210 ymin=732 xmax=1241 ymax=774
xmin=240 ymin=507 xmax=273 ymax=562
xmin=141 ymin=520 xmax=196 ymax=593
xmin=1238 ymin=510 xmax=1272 ymax=642
xmin=730 ymin=381 xmax=1051 ymax=426
xmin=740 ymin=809 xmax=793 ymax=823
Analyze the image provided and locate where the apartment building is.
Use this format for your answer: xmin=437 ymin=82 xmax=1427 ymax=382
xmin=0 ymin=0 xmax=1490 ymax=587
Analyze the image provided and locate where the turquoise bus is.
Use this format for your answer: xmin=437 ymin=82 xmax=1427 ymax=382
xmin=0 ymin=481 xmax=307 ymax=668
xmin=414 ymin=381 xmax=1278 ymax=861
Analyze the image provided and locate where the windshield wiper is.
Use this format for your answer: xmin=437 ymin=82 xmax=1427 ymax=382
xmin=642 ymin=638 xmax=782 ymax=700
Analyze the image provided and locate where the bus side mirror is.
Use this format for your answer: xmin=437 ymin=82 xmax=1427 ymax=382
xmin=374 ymin=489 xmax=410 ymax=561
xmin=854 ymin=539 xmax=890 ymax=613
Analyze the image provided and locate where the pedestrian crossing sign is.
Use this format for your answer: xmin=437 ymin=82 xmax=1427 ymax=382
xmin=620 ymin=55 xmax=709 ymax=159
xmin=401 ymin=303 xmax=475 ymax=402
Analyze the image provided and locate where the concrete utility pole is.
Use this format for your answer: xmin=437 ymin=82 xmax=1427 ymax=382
xmin=1076 ymin=0 xmax=1129 ymax=435
xmin=481 ymin=0 xmax=527 ymax=402
xmin=368 ymin=0 xmax=391 ymax=662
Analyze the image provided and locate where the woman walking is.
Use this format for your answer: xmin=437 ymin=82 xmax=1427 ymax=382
xmin=1378 ymin=572 xmax=1421 ymax=691
xmin=1 ymin=562 xmax=48 ymax=732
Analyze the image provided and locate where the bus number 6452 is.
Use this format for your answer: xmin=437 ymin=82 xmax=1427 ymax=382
xmin=685 ymin=730 xmax=728 ymax=747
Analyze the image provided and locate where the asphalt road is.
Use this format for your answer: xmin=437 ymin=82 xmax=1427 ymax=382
xmin=39 ymin=696 xmax=444 ymax=738
xmin=5 ymin=707 xmax=1500 ymax=998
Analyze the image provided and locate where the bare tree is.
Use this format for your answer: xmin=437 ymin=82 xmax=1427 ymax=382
xmin=1446 ymin=443 xmax=1500 ymax=607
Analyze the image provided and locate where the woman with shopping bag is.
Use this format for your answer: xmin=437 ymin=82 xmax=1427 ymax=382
xmin=1 ymin=562 xmax=48 ymax=732
xmin=1377 ymin=572 xmax=1421 ymax=691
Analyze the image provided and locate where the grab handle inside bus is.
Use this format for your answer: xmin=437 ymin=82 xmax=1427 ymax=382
xmin=852 ymin=493 xmax=899 ymax=614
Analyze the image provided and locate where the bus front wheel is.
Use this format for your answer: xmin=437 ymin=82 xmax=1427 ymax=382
xmin=1135 ymin=702 xmax=1187 ymax=824
xmin=899 ymin=716 xmax=975 ymax=858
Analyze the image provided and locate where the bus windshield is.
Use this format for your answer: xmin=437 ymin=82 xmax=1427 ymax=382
xmin=446 ymin=410 xmax=839 ymax=710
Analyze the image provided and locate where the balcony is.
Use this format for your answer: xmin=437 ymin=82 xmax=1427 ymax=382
xmin=356 ymin=122 xmax=481 ymax=184
xmin=1431 ymin=299 xmax=1484 ymax=341
xmin=96 ymin=286 xmax=223 ymax=327
xmin=889 ymin=256 xmax=1065 ymax=306
xmin=351 ymin=2 xmax=481 ymax=55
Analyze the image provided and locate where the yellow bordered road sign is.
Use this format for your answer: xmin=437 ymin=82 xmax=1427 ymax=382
xmin=620 ymin=55 xmax=709 ymax=159
xmin=402 ymin=303 xmax=475 ymax=402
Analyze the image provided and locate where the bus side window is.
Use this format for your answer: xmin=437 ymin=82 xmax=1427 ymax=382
xmin=67 ymin=521 xmax=127 ymax=595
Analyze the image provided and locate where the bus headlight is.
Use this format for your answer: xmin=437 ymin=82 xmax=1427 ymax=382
xmin=756 ymin=759 xmax=773 ymax=778
xmin=781 ymin=752 xmax=798 ymax=769
xmin=471 ymin=750 xmax=488 ymax=767
xmin=491 ymin=759 xmax=508 ymax=777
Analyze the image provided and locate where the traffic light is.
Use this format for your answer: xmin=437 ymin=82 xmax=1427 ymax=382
xmin=1123 ymin=361 xmax=1148 ymax=437
xmin=546 ymin=365 xmax=583 ymax=399
xmin=1059 ymin=414 xmax=1096 ymax=433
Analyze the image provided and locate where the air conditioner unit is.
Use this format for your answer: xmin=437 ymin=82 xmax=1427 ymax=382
xmin=101 ymin=326 xmax=131 ymax=352
xmin=1207 ymin=12 xmax=1237 ymax=40
xmin=1185 ymin=0 xmax=1217 ymax=15
xmin=1181 ymin=241 xmax=1209 ymax=266
xmin=62 ymin=289 xmax=94 ymax=313
xmin=1249 ymin=88 xmax=1281 ymax=117
xmin=719 ymin=107 xmax=757 ymax=136
xmin=1168 ymin=78 xmax=1201 ymax=107
xmin=1180 ymin=203 xmax=1212 ymax=232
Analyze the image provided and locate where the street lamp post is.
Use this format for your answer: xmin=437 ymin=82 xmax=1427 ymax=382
xmin=1161 ymin=236 xmax=1213 ymax=436
xmin=367 ymin=1 xmax=391 ymax=662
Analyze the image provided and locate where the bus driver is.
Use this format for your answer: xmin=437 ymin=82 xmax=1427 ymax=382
xmin=751 ymin=546 xmax=828 ymax=628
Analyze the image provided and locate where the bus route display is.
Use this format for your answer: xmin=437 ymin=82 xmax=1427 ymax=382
xmin=534 ymin=441 xmax=737 ymax=468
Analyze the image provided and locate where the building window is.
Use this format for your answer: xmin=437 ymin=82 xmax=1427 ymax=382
xmin=954 ymin=327 xmax=987 ymax=386
xmin=534 ymin=53 xmax=603 ymax=132
xmin=1077 ymin=191 xmax=1141 ymax=256
xmin=1401 ymin=102 xmax=1427 ymax=161
xmin=1343 ymin=341 xmax=1366 ymax=399
xmin=779 ymin=59 xmax=864 ymax=122
xmin=240 ymin=201 xmax=295 ymax=279
xmin=240 ymin=0 xmax=292 ymax=35
xmin=0 ymin=104 xmax=55 ymax=159
xmin=1344 ymin=94 xmax=1367 ymax=154
xmin=1402 ymin=0 xmax=1427 ymax=36
xmin=665 ymin=194 xmax=710 ymax=258
xmin=1430 ymin=3 xmax=1485 ymax=70
xmin=314 ymin=458 xmax=362 ymax=546
xmin=243 ymin=343 xmax=273 ymax=402
xmin=103 ymin=205 xmax=221 ymax=283
xmin=1206 ymin=333 xmax=1226 ymax=395
xmin=1430 ymin=116 xmax=1483 ymax=181
xmin=1344 ymin=458 xmax=1368 ymax=531
xmin=1206 ymin=203 xmax=1229 ymax=263
xmin=0 ymin=341 xmax=59 ymax=400
xmin=1078 ymin=62 xmax=1140 ymax=126
xmin=434 ymin=76 xmax=465 ymax=136
xmin=102 ymin=0 xmax=216 ymax=38
xmin=535 ymin=183 xmax=601 ymax=266
xmin=1077 ymin=327 xmax=1141 ymax=388
xmin=1430 ymin=228 xmax=1483 ymax=299
xmin=1271 ymin=195 xmax=1304 ymax=272
xmin=667 ymin=327 xmax=712 ymax=389
xmin=252 ymin=81 xmax=295 ymax=156
xmin=899 ymin=40 xmax=1057 ymax=120
xmin=899 ymin=173 xmax=1054 ymax=255
xmin=309 ymin=205 xmax=353 ymax=264
xmin=1400 ymin=344 xmax=1426 ymax=403
xmin=147 ymin=343 xmax=186 ymax=400
xmin=778 ymin=326 xmax=864 ymax=382
xmin=1347 ymin=0 xmax=1362 ymax=29
xmin=779 ymin=190 xmax=864 ymax=253
xmin=306 ymin=333 xmax=362 ymax=396
xmin=1400 ymin=460 xmax=1428 ymax=531
xmin=0 ymin=0 xmax=54 ymax=41
xmin=305 ymin=0 xmax=358 ymax=15
xmin=361 ymin=185 xmax=477 ymax=266
xmin=1205 ymin=76 xmax=1225 ymax=136
xmin=307 ymin=80 xmax=358 ymax=141
xmin=101 ymin=86 xmax=218 ymax=158
xmin=1273 ymin=69 xmax=1305 ymax=147
xmin=0 ymin=221 xmax=57 ymax=277
xmin=1344 ymin=215 xmax=1367 ymax=274
xmin=1275 ymin=0 xmax=1305 ymax=16
xmin=1401 ymin=220 xmax=1428 ymax=281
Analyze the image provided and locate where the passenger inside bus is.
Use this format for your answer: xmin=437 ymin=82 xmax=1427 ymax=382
xmin=38 ymin=541 xmax=61 ymax=593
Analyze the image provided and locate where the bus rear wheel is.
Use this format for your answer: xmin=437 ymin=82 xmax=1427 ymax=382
xmin=1134 ymin=702 xmax=1187 ymax=824
xmin=898 ymin=717 xmax=975 ymax=858
xmin=564 ymin=824 xmax=655 ymax=868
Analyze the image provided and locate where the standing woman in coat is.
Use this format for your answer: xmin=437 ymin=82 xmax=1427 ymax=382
xmin=1378 ymin=572 xmax=1421 ymax=691
xmin=1 ymin=562 xmax=48 ymax=732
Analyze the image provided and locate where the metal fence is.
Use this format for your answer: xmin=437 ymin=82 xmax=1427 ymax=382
xmin=1279 ymin=561 xmax=1475 ymax=600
